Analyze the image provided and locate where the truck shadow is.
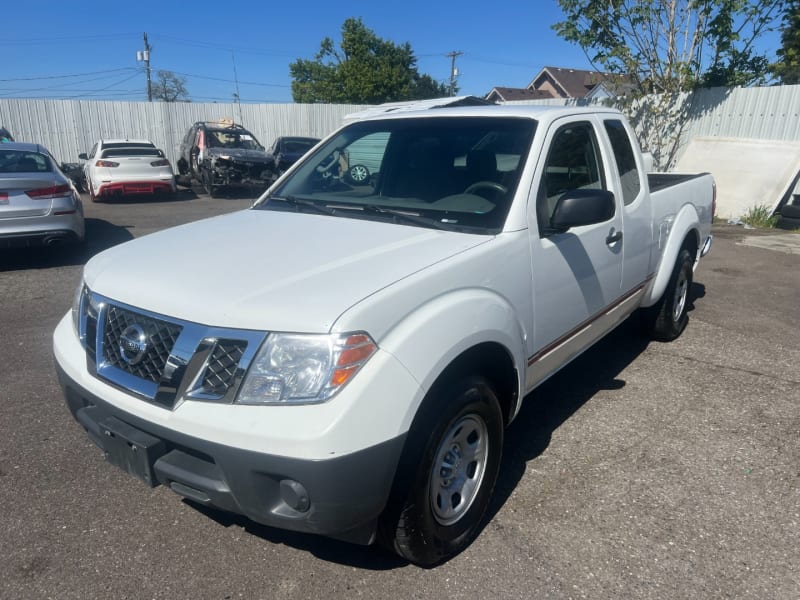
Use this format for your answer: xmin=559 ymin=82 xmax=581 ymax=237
xmin=182 ymin=283 xmax=705 ymax=570
xmin=487 ymin=281 xmax=705 ymax=521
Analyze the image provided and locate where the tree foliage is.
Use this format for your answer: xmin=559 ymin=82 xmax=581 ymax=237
xmin=772 ymin=0 xmax=800 ymax=83
xmin=553 ymin=0 xmax=785 ymax=94
xmin=290 ymin=18 xmax=449 ymax=103
xmin=153 ymin=70 xmax=189 ymax=102
xmin=553 ymin=1 xmax=785 ymax=169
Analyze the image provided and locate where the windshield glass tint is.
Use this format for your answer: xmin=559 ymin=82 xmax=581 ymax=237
xmin=256 ymin=116 xmax=536 ymax=234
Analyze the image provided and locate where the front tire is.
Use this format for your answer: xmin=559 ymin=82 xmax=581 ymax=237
xmin=202 ymin=169 xmax=218 ymax=199
xmin=643 ymin=248 xmax=693 ymax=341
xmin=379 ymin=376 xmax=503 ymax=566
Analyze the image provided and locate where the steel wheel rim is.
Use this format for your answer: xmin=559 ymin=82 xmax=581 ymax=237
xmin=430 ymin=414 xmax=489 ymax=526
xmin=672 ymin=269 xmax=688 ymax=322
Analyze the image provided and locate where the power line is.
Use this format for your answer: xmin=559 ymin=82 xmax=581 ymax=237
xmin=0 ymin=68 xmax=137 ymax=82
xmin=0 ymin=33 xmax=139 ymax=46
xmin=170 ymin=70 xmax=290 ymax=88
xmin=151 ymin=34 xmax=298 ymax=58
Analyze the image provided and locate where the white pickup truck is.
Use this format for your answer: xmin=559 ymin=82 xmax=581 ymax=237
xmin=54 ymin=105 xmax=714 ymax=565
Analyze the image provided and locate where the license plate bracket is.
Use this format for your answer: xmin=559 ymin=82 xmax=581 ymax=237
xmin=98 ymin=416 xmax=165 ymax=488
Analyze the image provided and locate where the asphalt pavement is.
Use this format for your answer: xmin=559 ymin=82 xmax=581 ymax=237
xmin=1 ymin=192 xmax=798 ymax=600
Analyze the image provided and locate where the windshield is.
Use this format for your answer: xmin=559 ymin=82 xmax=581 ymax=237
xmin=206 ymin=129 xmax=262 ymax=151
xmin=254 ymin=116 xmax=536 ymax=234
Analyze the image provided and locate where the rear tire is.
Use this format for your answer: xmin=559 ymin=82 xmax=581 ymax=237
xmin=379 ymin=376 xmax=503 ymax=566
xmin=88 ymin=180 xmax=100 ymax=203
xmin=642 ymin=248 xmax=693 ymax=341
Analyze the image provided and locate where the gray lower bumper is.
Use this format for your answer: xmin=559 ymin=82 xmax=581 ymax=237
xmin=56 ymin=363 xmax=405 ymax=545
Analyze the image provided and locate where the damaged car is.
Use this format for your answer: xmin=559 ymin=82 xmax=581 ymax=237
xmin=177 ymin=120 xmax=272 ymax=197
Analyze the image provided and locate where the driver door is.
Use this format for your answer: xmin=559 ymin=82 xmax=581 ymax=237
xmin=526 ymin=116 xmax=624 ymax=388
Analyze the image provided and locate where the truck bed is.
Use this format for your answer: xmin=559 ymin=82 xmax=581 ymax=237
xmin=648 ymin=172 xmax=708 ymax=193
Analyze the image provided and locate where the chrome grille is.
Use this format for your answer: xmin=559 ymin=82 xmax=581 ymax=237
xmin=201 ymin=341 xmax=247 ymax=396
xmin=102 ymin=305 xmax=182 ymax=383
xmin=77 ymin=289 xmax=266 ymax=409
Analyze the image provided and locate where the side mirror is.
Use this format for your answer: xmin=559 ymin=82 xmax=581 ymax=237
xmin=550 ymin=189 xmax=615 ymax=233
xmin=78 ymin=153 xmax=88 ymax=160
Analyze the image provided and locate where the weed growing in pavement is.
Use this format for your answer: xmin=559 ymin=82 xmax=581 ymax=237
xmin=741 ymin=204 xmax=779 ymax=229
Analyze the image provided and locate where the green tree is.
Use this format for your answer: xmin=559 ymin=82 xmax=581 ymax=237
xmin=290 ymin=18 xmax=449 ymax=103
xmin=553 ymin=0 xmax=784 ymax=94
xmin=553 ymin=0 xmax=785 ymax=168
xmin=153 ymin=70 xmax=189 ymax=102
xmin=772 ymin=0 xmax=800 ymax=83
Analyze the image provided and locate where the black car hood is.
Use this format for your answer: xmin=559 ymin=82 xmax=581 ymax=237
xmin=207 ymin=148 xmax=269 ymax=162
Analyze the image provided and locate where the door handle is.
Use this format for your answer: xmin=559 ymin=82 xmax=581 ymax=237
xmin=606 ymin=229 xmax=623 ymax=245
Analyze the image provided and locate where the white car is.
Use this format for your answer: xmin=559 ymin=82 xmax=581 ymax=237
xmin=79 ymin=139 xmax=176 ymax=202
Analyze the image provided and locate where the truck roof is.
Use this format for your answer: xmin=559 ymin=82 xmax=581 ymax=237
xmin=352 ymin=103 xmax=624 ymax=126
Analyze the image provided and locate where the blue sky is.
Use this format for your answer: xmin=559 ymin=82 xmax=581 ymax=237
xmin=0 ymin=1 xmax=784 ymax=103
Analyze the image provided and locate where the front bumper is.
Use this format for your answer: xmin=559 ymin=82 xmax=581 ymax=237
xmin=56 ymin=361 xmax=405 ymax=544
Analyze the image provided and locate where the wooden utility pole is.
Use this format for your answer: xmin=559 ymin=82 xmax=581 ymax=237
xmin=139 ymin=33 xmax=153 ymax=102
xmin=447 ymin=51 xmax=463 ymax=97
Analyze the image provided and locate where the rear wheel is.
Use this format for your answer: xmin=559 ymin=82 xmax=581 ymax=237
xmin=642 ymin=248 xmax=693 ymax=341
xmin=88 ymin=180 xmax=100 ymax=203
xmin=379 ymin=376 xmax=503 ymax=566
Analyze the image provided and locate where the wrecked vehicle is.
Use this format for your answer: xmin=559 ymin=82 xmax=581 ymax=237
xmin=177 ymin=120 xmax=271 ymax=197
xmin=264 ymin=136 xmax=320 ymax=176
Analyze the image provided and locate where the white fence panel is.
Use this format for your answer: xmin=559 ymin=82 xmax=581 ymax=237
xmin=3 ymin=86 xmax=800 ymax=172
xmin=0 ymin=100 xmax=371 ymax=167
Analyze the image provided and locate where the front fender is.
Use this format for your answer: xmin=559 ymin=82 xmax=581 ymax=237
xmin=642 ymin=203 xmax=700 ymax=307
xmin=375 ymin=288 xmax=528 ymax=432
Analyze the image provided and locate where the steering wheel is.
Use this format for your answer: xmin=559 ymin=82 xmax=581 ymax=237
xmin=464 ymin=181 xmax=507 ymax=196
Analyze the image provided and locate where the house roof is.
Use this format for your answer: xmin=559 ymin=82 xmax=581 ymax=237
xmin=529 ymin=67 xmax=633 ymax=98
xmin=484 ymin=87 xmax=554 ymax=102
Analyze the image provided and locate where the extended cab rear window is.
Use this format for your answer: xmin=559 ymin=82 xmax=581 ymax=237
xmin=257 ymin=116 xmax=537 ymax=234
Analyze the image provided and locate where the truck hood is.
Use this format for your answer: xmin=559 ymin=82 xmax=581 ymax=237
xmin=207 ymin=148 xmax=269 ymax=163
xmin=84 ymin=210 xmax=490 ymax=332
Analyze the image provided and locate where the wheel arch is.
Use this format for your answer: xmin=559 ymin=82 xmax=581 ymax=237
xmin=642 ymin=204 xmax=701 ymax=308
xmin=420 ymin=342 xmax=519 ymax=429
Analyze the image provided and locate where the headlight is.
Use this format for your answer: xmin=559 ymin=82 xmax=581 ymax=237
xmin=236 ymin=332 xmax=377 ymax=405
xmin=71 ymin=280 xmax=85 ymax=335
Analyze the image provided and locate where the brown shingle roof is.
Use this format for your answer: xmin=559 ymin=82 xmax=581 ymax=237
xmin=484 ymin=87 xmax=554 ymax=102
xmin=529 ymin=67 xmax=633 ymax=98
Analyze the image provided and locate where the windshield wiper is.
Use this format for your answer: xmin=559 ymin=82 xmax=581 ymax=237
xmin=360 ymin=205 xmax=454 ymax=231
xmin=267 ymin=195 xmax=337 ymax=216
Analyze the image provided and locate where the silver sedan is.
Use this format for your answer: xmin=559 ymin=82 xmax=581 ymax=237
xmin=0 ymin=142 xmax=85 ymax=249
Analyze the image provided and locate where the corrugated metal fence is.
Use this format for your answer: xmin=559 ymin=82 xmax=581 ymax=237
xmin=2 ymin=85 xmax=800 ymax=169
xmin=504 ymin=84 xmax=800 ymax=167
xmin=0 ymin=100 xmax=371 ymax=167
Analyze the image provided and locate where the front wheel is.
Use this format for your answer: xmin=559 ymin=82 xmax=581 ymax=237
xmin=642 ymin=248 xmax=693 ymax=341
xmin=202 ymin=169 xmax=218 ymax=199
xmin=379 ymin=376 xmax=503 ymax=566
